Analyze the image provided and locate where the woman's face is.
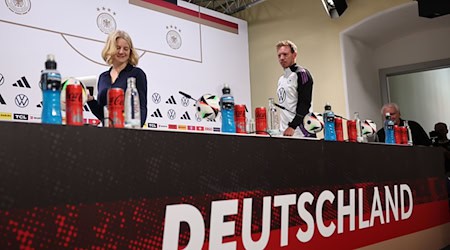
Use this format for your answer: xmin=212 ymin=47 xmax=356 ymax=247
xmin=113 ymin=37 xmax=130 ymax=65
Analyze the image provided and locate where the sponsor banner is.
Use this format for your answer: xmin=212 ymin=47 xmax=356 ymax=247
xmin=168 ymin=124 xmax=177 ymax=129
xmin=178 ymin=124 xmax=187 ymax=130
xmin=196 ymin=126 xmax=204 ymax=131
xmin=0 ymin=112 xmax=12 ymax=120
xmin=148 ymin=122 xmax=158 ymax=128
xmin=13 ymin=113 xmax=28 ymax=121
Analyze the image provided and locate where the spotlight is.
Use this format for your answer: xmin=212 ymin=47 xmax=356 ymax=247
xmin=321 ymin=0 xmax=348 ymax=18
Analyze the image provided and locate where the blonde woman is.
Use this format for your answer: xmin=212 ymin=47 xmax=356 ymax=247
xmin=87 ymin=30 xmax=147 ymax=127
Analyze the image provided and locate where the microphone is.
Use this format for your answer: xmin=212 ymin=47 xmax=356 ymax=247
xmin=178 ymin=91 xmax=197 ymax=102
xmin=274 ymin=103 xmax=305 ymax=119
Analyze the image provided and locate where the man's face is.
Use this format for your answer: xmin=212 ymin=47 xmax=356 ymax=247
xmin=383 ymin=106 xmax=401 ymax=125
xmin=435 ymin=123 xmax=448 ymax=138
xmin=277 ymin=45 xmax=297 ymax=69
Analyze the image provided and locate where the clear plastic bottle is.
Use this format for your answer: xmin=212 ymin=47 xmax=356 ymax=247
xmin=354 ymin=112 xmax=363 ymax=143
xmin=323 ymin=103 xmax=336 ymax=141
xmin=220 ymin=84 xmax=236 ymax=133
xmin=404 ymin=120 xmax=413 ymax=146
xmin=41 ymin=54 xmax=62 ymax=124
xmin=124 ymin=77 xmax=141 ymax=128
xmin=267 ymin=98 xmax=280 ymax=135
xmin=384 ymin=112 xmax=396 ymax=144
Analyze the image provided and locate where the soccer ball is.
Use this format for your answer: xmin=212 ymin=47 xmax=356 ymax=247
xmin=196 ymin=94 xmax=220 ymax=121
xmin=303 ymin=112 xmax=324 ymax=133
xmin=61 ymin=77 xmax=88 ymax=110
xmin=361 ymin=120 xmax=377 ymax=136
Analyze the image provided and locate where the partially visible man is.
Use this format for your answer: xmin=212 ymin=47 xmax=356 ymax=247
xmin=276 ymin=40 xmax=314 ymax=137
xmin=376 ymin=103 xmax=431 ymax=146
xmin=432 ymin=122 xmax=450 ymax=173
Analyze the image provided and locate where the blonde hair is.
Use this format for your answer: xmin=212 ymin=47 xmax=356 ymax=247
xmin=101 ymin=30 xmax=139 ymax=66
xmin=275 ymin=40 xmax=298 ymax=53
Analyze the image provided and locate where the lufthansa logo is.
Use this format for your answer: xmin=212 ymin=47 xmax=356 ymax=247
xmin=152 ymin=93 xmax=161 ymax=104
xmin=0 ymin=73 xmax=4 ymax=86
xmin=277 ymin=88 xmax=286 ymax=104
xmin=15 ymin=94 xmax=29 ymax=108
xmin=181 ymin=97 xmax=189 ymax=107
xmin=6 ymin=0 xmax=31 ymax=15
xmin=167 ymin=109 xmax=176 ymax=120
xmin=97 ymin=8 xmax=116 ymax=34
xmin=166 ymin=26 xmax=182 ymax=50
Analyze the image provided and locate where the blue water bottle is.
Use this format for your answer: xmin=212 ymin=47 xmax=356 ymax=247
xmin=220 ymin=84 xmax=236 ymax=133
xmin=41 ymin=54 xmax=62 ymax=124
xmin=384 ymin=112 xmax=396 ymax=144
xmin=323 ymin=103 xmax=336 ymax=141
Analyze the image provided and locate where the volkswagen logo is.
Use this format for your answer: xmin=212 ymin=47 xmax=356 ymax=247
xmin=152 ymin=93 xmax=161 ymax=104
xmin=15 ymin=94 xmax=29 ymax=108
xmin=167 ymin=109 xmax=176 ymax=120
xmin=181 ymin=96 xmax=189 ymax=107
xmin=277 ymin=88 xmax=286 ymax=104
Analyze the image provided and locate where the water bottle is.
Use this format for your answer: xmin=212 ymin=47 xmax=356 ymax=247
xmin=354 ymin=112 xmax=363 ymax=143
xmin=220 ymin=84 xmax=236 ymax=133
xmin=384 ymin=112 xmax=396 ymax=144
xmin=404 ymin=120 xmax=413 ymax=146
xmin=41 ymin=54 xmax=62 ymax=124
xmin=267 ymin=98 xmax=280 ymax=135
xmin=323 ymin=103 xmax=336 ymax=141
xmin=124 ymin=77 xmax=141 ymax=128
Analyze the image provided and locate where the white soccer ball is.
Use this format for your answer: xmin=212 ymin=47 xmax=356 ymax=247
xmin=196 ymin=94 xmax=220 ymax=121
xmin=361 ymin=120 xmax=377 ymax=136
xmin=303 ymin=112 xmax=324 ymax=133
xmin=61 ymin=77 xmax=88 ymax=111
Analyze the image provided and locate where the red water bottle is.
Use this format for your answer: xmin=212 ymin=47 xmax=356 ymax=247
xmin=394 ymin=125 xmax=402 ymax=144
xmin=66 ymin=84 xmax=83 ymax=126
xmin=234 ymin=104 xmax=246 ymax=134
xmin=335 ymin=117 xmax=344 ymax=141
xmin=108 ymin=88 xmax=124 ymax=128
xmin=347 ymin=120 xmax=357 ymax=142
xmin=255 ymin=107 xmax=267 ymax=135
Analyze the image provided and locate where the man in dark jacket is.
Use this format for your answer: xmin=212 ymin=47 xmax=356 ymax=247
xmin=376 ymin=103 xmax=431 ymax=146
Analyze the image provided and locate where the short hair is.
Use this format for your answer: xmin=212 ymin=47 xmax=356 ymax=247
xmin=381 ymin=103 xmax=400 ymax=115
xmin=101 ymin=30 xmax=139 ymax=66
xmin=434 ymin=122 xmax=447 ymax=131
xmin=276 ymin=40 xmax=298 ymax=54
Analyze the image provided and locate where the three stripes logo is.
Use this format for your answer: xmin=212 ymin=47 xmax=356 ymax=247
xmin=83 ymin=104 xmax=90 ymax=112
xmin=37 ymin=101 xmax=42 ymax=108
xmin=165 ymin=95 xmax=177 ymax=105
xmin=180 ymin=111 xmax=191 ymax=120
xmin=151 ymin=109 xmax=163 ymax=118
xmin=12 ymin=76 xmax=31 ymax=88
xmin=0 ymin=94 xmax=6 ymax=105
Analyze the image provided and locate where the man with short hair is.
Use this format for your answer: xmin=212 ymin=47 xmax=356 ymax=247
xmin=276 ymin=40 xmax=314 ymax=137
xmin=376 ymin=103 xmax=431 ymax=146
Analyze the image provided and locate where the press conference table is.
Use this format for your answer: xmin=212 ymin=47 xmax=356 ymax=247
xmin=0 ymin=121 xmax=448 ymax=249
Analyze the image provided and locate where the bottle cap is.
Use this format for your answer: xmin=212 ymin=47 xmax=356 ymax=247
xmin=325 ymin=103 xmax=331 ymax=110
xmin=222 ymin=84 xmax=231 ymax=94
xmin=45 ymin=54 xmax=57 ymax=70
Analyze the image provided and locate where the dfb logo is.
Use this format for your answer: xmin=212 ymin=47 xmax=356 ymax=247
xmin=13 ymin=113 xmax=29 ymax=120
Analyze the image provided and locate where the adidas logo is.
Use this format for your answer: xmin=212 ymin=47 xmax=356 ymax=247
xmin=165 ymin=95 xmax=177 ymax=105
xmin=37 ymin=101 xmax=42 ymax=108
xmin=83 ymin=104 xmax=90 ymax=112
xmin=12 ymin=76 xmax=31 ymax=88
xmin=150 ymin=109 xmax=163 ymax=118
xmin=180 ymin=111 xmax=191 ymax=120
xmin=0 ymin=94 xmax=5 ymax=105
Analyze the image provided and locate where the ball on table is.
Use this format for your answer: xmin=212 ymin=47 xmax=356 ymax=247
xmin=196 ymin=94 xmax=220 ymax=121
xmin=303 ymin=112 xmax=324 ymax=133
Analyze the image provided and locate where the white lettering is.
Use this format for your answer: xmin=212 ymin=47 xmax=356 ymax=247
xmin=209 ymin=199 xmax=238 ymax=250
xmin=400 ymin=184 xmax=413 ymax=219
xmin=274 ymin=194 xmax=296 ymax=246
xmin=369 ymin=187 xmax=385 ymax=226
xmin=296 ymin=192 xmax=314 ymax=243
xmin=337 ymin=189 xmax=355 ymax=233
xmin=385 ymin=185 xmax=399 ymax=223
xmin=242 ymin=197 xmax=271 ymax=250
xmin=316 ymin=190 xmax=335 ymax=237
xmin=162 ymin=204 xmax=205 ymax=250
